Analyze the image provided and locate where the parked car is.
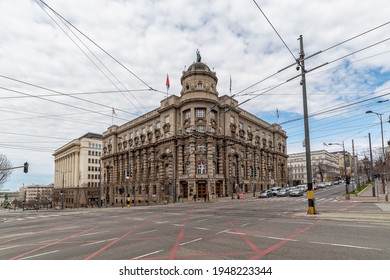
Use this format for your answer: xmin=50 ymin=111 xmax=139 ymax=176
xmin=259 ymin=189 xmax=272 ymax=198
xmin=317 ymin=182 xmax=326 ymax=189
xmin=277 ymin=188 xmax=290 ymax=197
xmin=325 ymin=182 xmax=333 ymax=187
xmin=296 ymin=184 xmax=308 ymax=192
xmin=270 ymin=187 xmax=282 ymax=196
xmin=289 ymin=187 xmax=304 ymax=197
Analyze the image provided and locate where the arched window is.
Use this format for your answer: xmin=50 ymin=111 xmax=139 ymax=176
xmin=197 ymin=161 xmax=206 ymax=174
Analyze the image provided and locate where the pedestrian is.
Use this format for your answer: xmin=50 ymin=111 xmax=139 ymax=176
xmin=193 ymin=194 xmax=197 ymax=202
xmin=204 ymin=193 xmax=207 ymax=202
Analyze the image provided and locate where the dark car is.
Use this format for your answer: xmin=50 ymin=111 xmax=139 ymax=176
xmin=258 ymin=190 xmax=272 ymax=198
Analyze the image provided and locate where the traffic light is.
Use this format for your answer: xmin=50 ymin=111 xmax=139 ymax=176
xmin=126 ymin=194 xmax=131 ymax=208
xmin=23 ymin=162 xmax=29 ymax=173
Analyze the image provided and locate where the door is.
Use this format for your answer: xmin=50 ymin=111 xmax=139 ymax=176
xmin=197 ymin=183 xmax=207 ymax=198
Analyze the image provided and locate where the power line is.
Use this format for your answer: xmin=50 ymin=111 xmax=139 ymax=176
xmin=0 ymin=74 xmax=139 ymax=118
xmin=252 ymin=0 xmax=297 ymax=63
xmin=37 ymin=0 xmax=155 ymax=91
xmin=0 ymin=85 xmax=130 ymax=122
xmin=35 ymin=1 xmax=148 ymax=115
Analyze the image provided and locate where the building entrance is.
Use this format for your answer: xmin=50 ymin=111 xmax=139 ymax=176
xmin=216 ymin=182 xmax=222 ymax=197
xmin=197 ymin=182 xmax=207 ymax=198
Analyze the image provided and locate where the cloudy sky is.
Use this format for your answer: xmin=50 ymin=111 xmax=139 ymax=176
xmin=1 ymin=0 xmax=390 ymax=191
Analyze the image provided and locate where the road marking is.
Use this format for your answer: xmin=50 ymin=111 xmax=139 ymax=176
xmin=253 ymin=234 xmax=298 ymax=241
xmin=39 ymin=239 xmax=60 ymax=244
xmin=0 ymin=245 xmax=21 ymax=251
xmin=216 ymin=229 xmax=230 ymax=235
xmin=2 ymin=232 xmax=34 ymax=239
xmin=180 ymin=238 xmax=202 ymax=246
xmin=80 ymin=231 xmax=109 ymax=237
xmin=195 ymin=219 xmax=208 ymax=223
xmin=194 ymin=227 xmax=210 ymax=231
xmin=136 ymin=229 xmax=157 ymax=235
xmin=81 ymin=238 xmax=117 ymax=247
xmin=172 ymin=224 xmax=184 ymax=227
xmin=20 ymin=250 xmax=60 ymax=260
xmin=240 ymin=223 xmax=250 ymax=227
xmin=132 ymin=250 xmax=163 ymax=259
xmin=310 ymin=241 xmax=382 ymax=251
xmin=154 ymin=221 xmax=170 ymax=224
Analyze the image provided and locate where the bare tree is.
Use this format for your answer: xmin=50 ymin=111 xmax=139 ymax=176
xmin=0 ymin=153 xmax=13 ymax=187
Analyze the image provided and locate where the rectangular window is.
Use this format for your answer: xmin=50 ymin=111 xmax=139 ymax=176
xmin=196 ymin=108 xmax=206 ymax=118
xmin=210 ymin=110 xmax=216 ymax=119
xmin=185 ymin=110 xmax=191 ymax=119
xmin=230 ymin=116 xmax=235 ymax=124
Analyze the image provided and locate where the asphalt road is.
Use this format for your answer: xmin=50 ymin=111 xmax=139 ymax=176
xmin=1 ymin=184 xmax=389 ymax=260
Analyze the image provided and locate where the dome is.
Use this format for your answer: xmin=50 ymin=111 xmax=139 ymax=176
xmin=188 ymin=61 xmax=211 ymax=72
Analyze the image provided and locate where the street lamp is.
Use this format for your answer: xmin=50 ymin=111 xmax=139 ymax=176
xmin=366 ymin=110 xmax=388 ymax=201
xmin=328 ymin=141 xmax=349 ymax=199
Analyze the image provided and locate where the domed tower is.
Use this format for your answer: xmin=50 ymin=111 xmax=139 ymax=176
xmin=180 ymin=50 xmax=219 ymax=103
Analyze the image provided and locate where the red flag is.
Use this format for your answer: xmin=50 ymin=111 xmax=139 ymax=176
xmin=166 ymin=74 xmax=170 ymax=90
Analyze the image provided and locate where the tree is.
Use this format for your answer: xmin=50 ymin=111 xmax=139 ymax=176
xmin=0 ymin=153 xmax=13 ymax=186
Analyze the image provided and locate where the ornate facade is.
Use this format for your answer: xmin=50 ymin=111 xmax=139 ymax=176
xmin=101 ymin=57 xmax=288 ymax=205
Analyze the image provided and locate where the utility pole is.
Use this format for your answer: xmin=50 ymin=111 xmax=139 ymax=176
xmin=298 ymin=35 xmax=317 ymax=215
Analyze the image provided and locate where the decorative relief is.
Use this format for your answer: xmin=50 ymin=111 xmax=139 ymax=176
xmin=163 ymin=123 xmax=170 ymax=133
xmin=230 ymin=123 xmax=237 ymax=132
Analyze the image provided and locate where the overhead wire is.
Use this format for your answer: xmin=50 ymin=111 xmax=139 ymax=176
xmin=35 ymin=0 xmax=146 ymax=115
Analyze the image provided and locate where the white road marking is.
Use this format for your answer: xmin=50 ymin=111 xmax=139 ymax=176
xmin=0 ymin=245 xmax=21 ymax=251
xmin=79 ymin=231 xmax=109 ymax=237
xmin=180 ymin=238 xmax=202 ymax=246
xmin=240 ymin=223 xmax=250 ymax=227
xmin=81 ymin=238 xmax=117 ymax=247
xmin=194 ymin=227 xmax=210 ymax=231
xmin=20 ymin=250 xmax=60 ymax=260
xmin=136 ymin=230 xmax=158 ymax=235
xmin=310 ymin=241 xmax=382 ymax=251
xmin=132 ymin=250 xmax=163 ymax=259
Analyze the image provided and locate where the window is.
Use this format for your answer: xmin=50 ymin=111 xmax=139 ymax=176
xmin=197 ymin=161 xmax=206 ymax=174
xmin=184 ymin=110 xmax=191 ymax=119
xmin=186 ymin=162 xmax=191 ymax=175
xmin=196 ymin=108 xmax=206 ymax=118
xmin=239 ymin=123 xmax=243 ymax=130
xmin=165 ymin=116 xmax=170 ymax=123
xmin=230 ymin=116 xmax=235 ymax=124
xmin=210 ymin=110 xmax=216 ymax=119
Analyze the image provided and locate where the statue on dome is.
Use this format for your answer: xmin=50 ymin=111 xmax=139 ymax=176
xmin=196 ymin=49 xmax=201 ymax=62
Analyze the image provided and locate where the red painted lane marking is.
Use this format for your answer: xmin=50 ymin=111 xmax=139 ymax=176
xmin=84 ymin=214 xmax=162 ymax=260
xmin=228 ymin=221 xmax=261 ymax=254
xmin=10 ymin=226 xmax=99 ymax=260
xmin=84 ymin=230 xmax=134 ymax=260
xmin=167 ymin=207 xmax=195 ymax=260
xmin=250 ymin=220 xmax=321 ymax=260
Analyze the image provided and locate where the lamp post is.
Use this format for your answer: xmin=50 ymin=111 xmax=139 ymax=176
xmin=366 ymin=110 xmax=388 ymax=201
xmin=328 ymin=141 xmax=349 ymax=199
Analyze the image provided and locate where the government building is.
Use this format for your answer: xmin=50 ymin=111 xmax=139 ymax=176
xmin=101 ymin=55 xmax=288 ymax=205
xmin=53 ymin=132 xmax=102 ymax=208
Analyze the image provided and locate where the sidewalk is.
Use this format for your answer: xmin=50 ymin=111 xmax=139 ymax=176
xmin=346 ymin=183 xmax=389 ymax=204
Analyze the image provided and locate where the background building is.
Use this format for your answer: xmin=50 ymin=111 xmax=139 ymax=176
xmin=102 ymin=56 xmax=288 ymax=205
xmin=53 ymin=132 xmax=102 ymax=208
xmin=18 ymin=184 xmax=53 ymax=208
xmin=288 ymin=150 xmax=340 ymax=185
